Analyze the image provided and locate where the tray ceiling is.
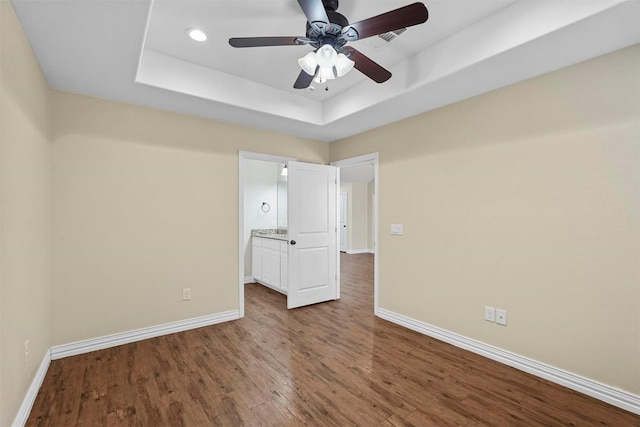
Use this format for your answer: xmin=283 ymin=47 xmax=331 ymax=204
xmin=11 ymin=0 xmax=640 ymax=142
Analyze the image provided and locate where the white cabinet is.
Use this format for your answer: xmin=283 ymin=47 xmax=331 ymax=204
xmin=261 ymin=239 xmax=281 ymax=288
xmin=252 ymin=237 xmax=288 ymax=294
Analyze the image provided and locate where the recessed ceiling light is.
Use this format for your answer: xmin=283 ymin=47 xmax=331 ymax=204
xmin=186 ymin=28 xmax=207 ymax=42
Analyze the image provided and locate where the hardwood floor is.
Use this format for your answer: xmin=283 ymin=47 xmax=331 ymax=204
xmin=28 ymin=253 xmax=639 ymax=426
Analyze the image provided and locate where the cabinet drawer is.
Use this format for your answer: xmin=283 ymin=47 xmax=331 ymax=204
xmin=262 ymin=238 xmax=281 ymax=250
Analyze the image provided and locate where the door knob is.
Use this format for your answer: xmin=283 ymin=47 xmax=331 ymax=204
xmin=290 ymin=240 xmax=296 ymax=245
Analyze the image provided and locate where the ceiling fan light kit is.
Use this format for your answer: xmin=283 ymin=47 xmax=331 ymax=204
xmin=229 ymin=0 xmax=428 ymax=89
xmin=298 ymin=45 xmax=355 ymax=83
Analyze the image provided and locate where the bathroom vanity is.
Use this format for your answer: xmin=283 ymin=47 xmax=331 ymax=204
xmin=251 ymin=230 xmax=288 ymax=294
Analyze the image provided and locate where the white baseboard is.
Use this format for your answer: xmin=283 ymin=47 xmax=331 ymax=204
xmin=376 ymin=308 xmax=640 ymax=416
xmin=244 ymin=276 xmax=254 ymax=284
xmin=345 ymin=249 xmax=374 ymax=254
xmin=12 ymin=350 xmax=51 ymax=427
xmin=50 ymin=310 xmax=240 ymax=360
xmin=14 ymin=310 xmax=240 ymax=426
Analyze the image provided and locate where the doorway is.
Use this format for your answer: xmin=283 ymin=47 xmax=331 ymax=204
xmin=239 ymin=152 xmax=340 ymax=316
xmin=332 ymin=153 xmax=379 ymax=313
xmin=238 ymin=152 xmax=295 ymax=317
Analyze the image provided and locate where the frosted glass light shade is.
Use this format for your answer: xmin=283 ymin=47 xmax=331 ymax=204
xmin=298 ymin=52 xmax=317 ymax=75
xmin=335 ymin=53 xmax=355 ymax=77
xmin=316 ymin=44 xmax=337 ymax=68
xmin=314 ymin=66 xmax=336 ymax=83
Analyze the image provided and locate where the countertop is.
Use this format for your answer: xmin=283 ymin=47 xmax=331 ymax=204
xmin=252 ymin=229 xmax=288 ymax=241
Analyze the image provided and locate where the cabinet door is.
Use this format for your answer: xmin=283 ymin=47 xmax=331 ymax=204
xmin=251 ymin=238 xmax=263 ymax=281
xmin=262 ymin=247 xmax=281 ymax=288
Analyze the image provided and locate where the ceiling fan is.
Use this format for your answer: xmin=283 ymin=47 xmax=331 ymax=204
xmin=228 ymin=0 xmax=429 ymax=89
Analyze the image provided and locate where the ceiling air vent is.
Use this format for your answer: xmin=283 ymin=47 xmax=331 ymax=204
xmin=365 ymin=28 xmax=406 ymax=51
xmin=377 ymin=28 xmax=407 ymax=43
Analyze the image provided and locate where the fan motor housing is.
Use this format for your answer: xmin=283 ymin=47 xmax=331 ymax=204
xmin=327 ymin=10 xmax=348 ymax=27
xmin=323 ymin=0 xmax=339 ymax=12
xmin=305 ymin=10 xmax=349 ymax=50
xmin=305 ymin=10 xmax=348 ymax=30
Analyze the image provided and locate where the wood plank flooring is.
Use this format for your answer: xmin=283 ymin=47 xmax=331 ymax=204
xmin=28 ymin=253 xmax=639 ymax=426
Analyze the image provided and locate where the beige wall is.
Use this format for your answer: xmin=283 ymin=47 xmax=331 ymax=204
xmin=0 ymin=2 xmax=52 ymax=425
xmin=331 ymin=45 xmax=640 ymax=394
xmin=51 ymin=90 xmax=328 ymax=345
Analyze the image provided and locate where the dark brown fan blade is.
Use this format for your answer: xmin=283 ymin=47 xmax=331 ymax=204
xmin=297 ymin=0 xmax=329 ymax=25
xmin=228 ymin=37 xmax=300 ymax=48
xmin=345 ymin=2 xmax=428 ymax=40
xmin=293 ymin=67 xmax=318 ymax=89
xmin=345 ymin=48 xmax=392 ymax=83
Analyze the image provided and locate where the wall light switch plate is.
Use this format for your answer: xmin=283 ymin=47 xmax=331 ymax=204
xmin=485 ymin=306 xmax=495 ymax=322
xmin=391 ymin=224 xmax=404 ymax=235
xmin=496 ymin=309 xmax=507 ymax=326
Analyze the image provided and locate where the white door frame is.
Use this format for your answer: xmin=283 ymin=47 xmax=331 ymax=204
xmin=331 ymin=153 xmax=380 ymax=315
xmin=339 ymin=192 xmax=348 ymax=252
xmin=238 ymin=151 xmax=295 ymax=318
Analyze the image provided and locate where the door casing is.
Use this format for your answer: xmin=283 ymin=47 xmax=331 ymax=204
xmin=340 ymin=192 xmax=348 ymax=252
xmin=238 ymin=151 xmax=295 ymax=318
xmin=331 ymin=153 xmax=380 ymax=314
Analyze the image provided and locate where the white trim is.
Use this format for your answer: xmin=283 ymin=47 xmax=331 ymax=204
xmin=377 ymin=308 xmax=640 ymax=415
xmin=14 ymin=310 xmax=239 ymax=425
xmin=331 ymin=153 xmax=379 ymax=314
xmin=12 ymin=350 xmax=51 ymax=427
xmin=339 ymin=192 xmax=348 ymax=253
xmin=335 ymin=166 xmax=341 ymax=301
xmin=244 ymin=276 xmax=254 ymax=284
xmin=50 ymin=310 xmax=239 ymax=360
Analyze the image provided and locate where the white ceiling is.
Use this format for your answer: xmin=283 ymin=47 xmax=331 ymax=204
xmin=11 ymin=0 xmax=640 ymax=143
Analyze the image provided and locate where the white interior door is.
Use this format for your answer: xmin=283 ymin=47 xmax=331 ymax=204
xmin=340 ymin=193 xmax=347 ymax=252
xmin=287 ymin=161 xmax=339 ymax=309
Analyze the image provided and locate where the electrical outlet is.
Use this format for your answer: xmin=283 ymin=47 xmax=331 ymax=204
xmin=496 ymin=309 xmax=507 ymax=326
xmin=182 ymin=288 xmax=191 ymax=301
xmin=24 ymin=340 xmax=30 ymax=364
xmin=484 ymin=306 xmax=495 ymax=322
